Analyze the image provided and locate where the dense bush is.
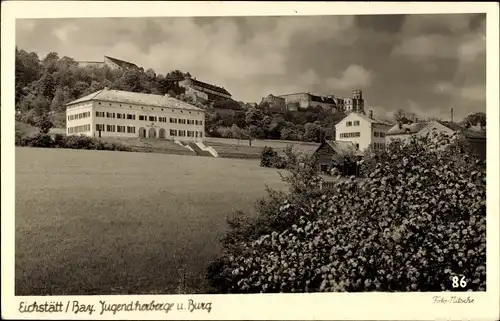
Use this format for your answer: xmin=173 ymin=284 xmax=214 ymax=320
xmin=16 ymin=132 xmax=132 ymax=152
xmin=207 ymin=132 xmax=486 ymax=293
xmin=260 ymin=146 xmax=289 ymax=169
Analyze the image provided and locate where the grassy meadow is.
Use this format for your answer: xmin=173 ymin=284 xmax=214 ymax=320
xmin=15 ymin=147 xmax=287 ymax=295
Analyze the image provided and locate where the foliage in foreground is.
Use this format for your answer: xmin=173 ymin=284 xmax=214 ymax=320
xmin=16 ymin=132 xmax=132 ymax=152
xmin=207 ymin=132 xmax=486 ymax=293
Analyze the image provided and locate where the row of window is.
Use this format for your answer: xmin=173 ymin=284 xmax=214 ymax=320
xmin=95 ymin=111 xmax=202 ymax=125
xmin=374 ymin=132 xmax=386 ymax=137
xmin=96 ymin=124 xmax=136 ymax=133
xmin=94 ymin=124 xmax=203 ymax=137
xmin=170 ymin=130 xmax=203 ymax=138
xmin=346 ymin=120 xmax=360 ymax=127
xmin=340 ymin=132 xmax=361 ymax=138
xmin=373 ymin=142 xmax=386 ymax=149
xmin=169 ymin=118 xmax=202 ymax=125
xmin=96 ymin=102 xmax=201 ymax=115
xmin=68 ymin=124 xmax=91 ymax=134
xmin=67 ymin=112 xmax=91 ymax=121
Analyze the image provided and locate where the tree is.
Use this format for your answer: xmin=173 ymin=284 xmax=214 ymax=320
xmin=393 ymin=108 xmax=413 ymax=124
xmin=463 ymin=112 xmax=486 ymax=127
xmin=303 ymin=122 xmax=323 ymax=143
xmin=231 ymin=124 xmax=242 ymax=141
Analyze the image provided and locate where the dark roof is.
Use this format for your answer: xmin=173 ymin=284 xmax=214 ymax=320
xmin=387 ymin=122 xmax=430 ymax=135
xmin=315 ymin=140 xmax=363 ymax=157
xmin=310 ymin=94 xmax=337 ymax=105
xmin=189 ymin=78 xmax=231 ymax=96
xmin=438 ymin=121 xmax=486 ymax=139
xmin=66 ymin=88 xmax=203 ymax=111
xmin=104 ymin=56 xmax=139 ymax=69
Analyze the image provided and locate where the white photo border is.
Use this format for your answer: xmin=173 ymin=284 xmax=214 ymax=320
xmin=2 ymin=1 xmax=499 ymax=320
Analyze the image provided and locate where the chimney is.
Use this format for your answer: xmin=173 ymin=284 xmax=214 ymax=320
xmin=369 ymin=109 xmax=373 ymax=119
xmin=450 ymin=108 xmax=454 ymax=123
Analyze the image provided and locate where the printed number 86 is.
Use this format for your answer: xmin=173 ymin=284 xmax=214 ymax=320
xmin=452 ymin=276 xmax=467 ymax=288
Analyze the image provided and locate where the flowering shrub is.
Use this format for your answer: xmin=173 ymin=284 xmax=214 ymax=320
xmin=207 ymin=132 xmax=486 ymax=292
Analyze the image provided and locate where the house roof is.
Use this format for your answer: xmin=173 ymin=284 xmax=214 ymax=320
xmin=186 ymin=78 xmax=231 ymax=96
xmin=341 ymin=112 xmax=393 ymax=126
xmin=310 ymin=94 xmax=337 ymax=105
xmin=387 ymin=122 xmax=430 ymax=135
xmin=438 ymin=121 xmax=486 ymax=139
xmin=104 ymin=56 xmax=139 ymax=69
xmin=65 ymin=88 xmax=204 ymax=111
xmin=319 ymin=140 xmax=363 ymax=157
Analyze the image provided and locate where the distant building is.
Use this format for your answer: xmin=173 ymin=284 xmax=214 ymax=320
xmin=260 ymin=94 xmax=286 ymax=111
xmin=335 ymin=110 xmax=392 ymax=152
xmin=278 ymin=92 xmax=338 ymax=111
xmin=386 ymin=120 xmax=486 ymax=160
xmin=65 ymin=88 xmax=205 ymax=142
xmin=77 ymin=56 xmax=140 ymax=71
xmin=275 ymin=89 xmax=365 ymax=113
xmin=179 ymin=75 xmax=232 ymax=102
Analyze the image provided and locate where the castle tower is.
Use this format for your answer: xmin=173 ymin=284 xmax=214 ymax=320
xmin=352 ymin=89 xmax=365 ymax=114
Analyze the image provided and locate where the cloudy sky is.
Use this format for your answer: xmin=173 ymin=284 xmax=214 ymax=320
xmin=16 ymin=13 xmax=486 ymax=120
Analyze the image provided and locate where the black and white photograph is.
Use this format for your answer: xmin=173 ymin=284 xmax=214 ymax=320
xmin=2 ymin=1 xmax=499 ymax=320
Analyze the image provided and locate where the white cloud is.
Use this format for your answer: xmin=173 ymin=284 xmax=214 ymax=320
xmin=391 ymin=35 xmax=456 ymax=59
xmin=433 ymin=81 xmax=485 ymax=101
xmin=52 ymin=24 xmax=79 ymax=43
xmin=325 ymin=65 xmax=374 ymax=90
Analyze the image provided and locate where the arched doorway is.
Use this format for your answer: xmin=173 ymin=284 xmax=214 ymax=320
xmin=139 ymin=127 xmax=146 ymax=138
xmin=148 ymin=128 xmax=157 ymax=138
xmin=159 ymin=128 xmax=166 ymax=139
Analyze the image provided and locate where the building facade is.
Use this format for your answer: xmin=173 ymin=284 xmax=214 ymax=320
xmin=335 ymin=111 xmax=392 ymax=151
xmin=260 ymin=94 xmax=286 ymax=111
xmin=179 ymin=75 xmax=232 ymax=102
xmin=65 ymin=88 xmax=205 ymax=142
xmin=278 ymin=92 xmax=338 ymax=111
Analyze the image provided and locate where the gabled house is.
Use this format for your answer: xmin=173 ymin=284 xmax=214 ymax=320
xmin=385 ymin=120 xmax=486 ymax=161
xmin=313 ymin=140 xmax=363 ymax=174
xmin=335 ymin=110 xmax=393 ymax=152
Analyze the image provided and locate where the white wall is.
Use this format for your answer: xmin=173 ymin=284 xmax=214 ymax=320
xmin=66 ymin=102 xmax=94 ymax=137
xmin=67 ymin=100 xmax=205 ymax=142
xmin=335 ymin=114 xmax=391 ymax=151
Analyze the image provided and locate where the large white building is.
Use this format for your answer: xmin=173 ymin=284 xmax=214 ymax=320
xmin=65 ymin=88 xmax=205 ymax=142
xmin=335 ymin=110 xmax=392 ymax=152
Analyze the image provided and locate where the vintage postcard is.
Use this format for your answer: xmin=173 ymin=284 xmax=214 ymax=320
xmin=1 ymin=1 xmax=499 ymax=320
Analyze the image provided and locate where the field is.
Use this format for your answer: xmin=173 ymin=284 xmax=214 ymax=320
xmin=15 ymin=147 xmax=287 ymax=295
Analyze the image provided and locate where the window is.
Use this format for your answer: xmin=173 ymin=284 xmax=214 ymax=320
xmin=374 ymin=132 xmax=379 ymax=137
xmin=127 ymin=126 xmax=136 ymax=134
xmin=354 ymin=120 xmax=360 ymax=126
xmin=199 ymin=131 xmax=203 ymax=138
xmin=159 ymin=117 xmax=167 ymax=123
xmin=170 ymin=118 xmax=177 ymax=123
xmin=106 ymin=125 xmax=116 ymax=132
xmin=106 ymin=112 xmax=113 ymax=118
xmin=96 ymin=124 xmax=105 ymax=131
xmin=127 ymin=114 xmax=135 ymax=120
xmin=179 ymin=119 xmax=186 ymax=124
xmin=117 ymin=125 xmax=126 ymax=133
xmin=178 ymin=130 xmax=186 ymax=137
xmin=170 ymin=129 xmax=177 ymax=136
xmin=346 ymin=121 xmax=352 ymax=127
xmin=355 ymin=143 xmax=359 ymax=149
xmin=380 ymin=132 xmax=386 ymax=138
xmin=149 ymin=116 xmax=157 ymax=122
xmin=139 ymin=115 xmax=146 ymax=121
xmin=187 ymin=131 xmax=193 ymax=137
